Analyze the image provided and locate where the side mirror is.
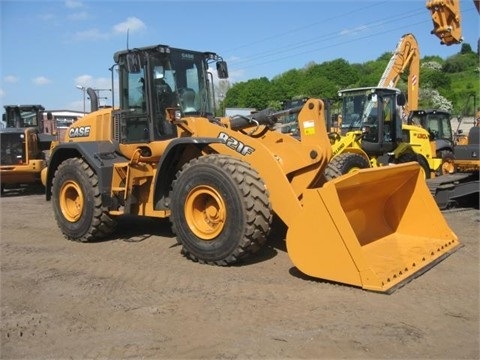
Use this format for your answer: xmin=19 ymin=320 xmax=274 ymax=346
xmin=126 ymin=53 xmax=142 ymax=73
xmin=216 ymin=61 xmax=228 ymax=79
xmin=396 ymin=93 xmax=406 ymax=106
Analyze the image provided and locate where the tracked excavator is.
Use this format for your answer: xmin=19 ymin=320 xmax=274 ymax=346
xmin=42 ymin=44 xmax=461 ymax=293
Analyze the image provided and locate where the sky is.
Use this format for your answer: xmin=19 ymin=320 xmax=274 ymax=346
xmin=1 ymin=0 xmax=479 ymax=113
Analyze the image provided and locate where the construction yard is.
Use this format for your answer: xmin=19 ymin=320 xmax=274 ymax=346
xmin=0 ymin=190 xmax=479 ymax=359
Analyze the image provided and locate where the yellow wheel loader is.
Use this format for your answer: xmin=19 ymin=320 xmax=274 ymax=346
xmin=1 ymin=105 xmax=53 ymax=194
xmin=43 ymin=44 xmax=460 ymax=293
xmin=407 ymin=108 xmax=456 ymax=175
xmin=331 ymin=87 xmax=461 ymax=178
xmin=326 ymin=87 xmax=438 ymax=179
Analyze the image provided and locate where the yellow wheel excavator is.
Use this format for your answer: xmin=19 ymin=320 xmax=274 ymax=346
xmin=42 ymin=44 xmax=461 ymax=293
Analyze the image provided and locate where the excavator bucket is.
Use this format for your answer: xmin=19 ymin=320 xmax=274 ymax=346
xmin=286 ymin=163 xmax=461 ymax=293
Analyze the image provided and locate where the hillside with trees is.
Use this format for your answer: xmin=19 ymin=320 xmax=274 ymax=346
xmin=219 ymin=43 xmax=479 ymax=117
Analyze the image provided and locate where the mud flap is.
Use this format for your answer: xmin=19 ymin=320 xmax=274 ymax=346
xmin=286 ymin=163 xmax=461 ymax=293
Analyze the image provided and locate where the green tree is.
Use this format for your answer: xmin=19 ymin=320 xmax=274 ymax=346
xmin=223 ymin=45 xmax=479 ymax=114
xmin=443 ymin=51 xmax=478 ymax=73
xmin=460 ymin=43 xmax=473 ymax=54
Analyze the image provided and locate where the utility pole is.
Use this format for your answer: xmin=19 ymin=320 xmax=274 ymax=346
xmin=75 ymin=85 xmax=86 ymax=115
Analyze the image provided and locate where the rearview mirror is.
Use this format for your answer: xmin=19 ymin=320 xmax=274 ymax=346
xmin=126 ymin=53 xmax=142 ymax=73
xmin=216 ymin=61 xmax=228 ymax=79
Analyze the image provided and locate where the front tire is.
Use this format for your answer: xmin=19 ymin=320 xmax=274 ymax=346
xmin=397 ymin=152 xmax=431 ymax=179
xmin=169 ymin=154 xmax=272 ymax=265
xmin=324 ymin=153 xmax=370 ymax=181
xmin=51 ymin=157 xmax=116 ymax=242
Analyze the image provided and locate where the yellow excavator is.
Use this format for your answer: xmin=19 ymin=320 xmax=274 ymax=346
xmin=42 ymin=44 xmax=460 ymax=293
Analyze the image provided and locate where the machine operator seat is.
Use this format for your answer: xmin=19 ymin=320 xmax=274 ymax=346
xmin=154 ymin=78 xmax=173 ymax=104
xmin=179 ymin=88 xmax=197 ymax=114
xmin=153 ymin=78 xmax=177 ymax=137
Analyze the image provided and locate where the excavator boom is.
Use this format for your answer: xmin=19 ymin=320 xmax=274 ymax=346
xmin=378 ymin=33 xmax=419 ymax=117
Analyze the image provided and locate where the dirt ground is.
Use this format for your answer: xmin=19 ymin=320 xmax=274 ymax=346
xmin=1 ymin=186 xmax=479 ymax=359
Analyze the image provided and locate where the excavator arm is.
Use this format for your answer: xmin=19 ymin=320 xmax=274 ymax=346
xmin=377 ymin=33 xmax=420 ymax=119
xmin=426 ymin=0 xmax=463 ymax=45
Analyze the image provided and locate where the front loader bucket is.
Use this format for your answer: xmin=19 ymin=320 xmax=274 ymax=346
xmin=286 ymin=163 xmax=461 ymax=293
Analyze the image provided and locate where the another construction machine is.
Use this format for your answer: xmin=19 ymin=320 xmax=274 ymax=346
xmin=1 ymin=104 xmax=53 ymax=194
xmin=407 ymin=108 xmax=456 ymax=174
xmin=42 ymin=44 xmax=461 ymax=293
xmin=330 ymin=33 xmax=455 ymax=179
xmin=426 ymin=0 xmax=463 ymax=45
xmin=376 ymin=33 xmax=419 ymax=118
xmin=333 ymin=88 xmax=478 ymax=209
xmin=329 ymin=87 xmax=439 ymax=178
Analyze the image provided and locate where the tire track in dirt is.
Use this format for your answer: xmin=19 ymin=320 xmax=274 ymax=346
xmin=1 ymin=195 xmax=478 ymax=359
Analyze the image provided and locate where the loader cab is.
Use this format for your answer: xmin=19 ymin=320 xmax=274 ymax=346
xmin=1 ymin=105 xmax=45 ymax=169
xmin=0 ymin=127 xmax=39 ymax=166
xmin=339 ymin=87 xmax=404 ymax=155
xmin=3 ymin=105 xmax=45 ymax=130
xmin=407 ymin=109 xmax=453 ymax=143
xmin=114 ymin=45 xmax=228 ymax=145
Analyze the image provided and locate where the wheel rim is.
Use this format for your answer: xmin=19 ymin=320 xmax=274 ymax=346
xmin=59 ymin=180 xmax=84 ymax=222
xmin=347 ymin=166 xmax=362 ymax=174
xmin=441 ymin=159 xmax=455 ymax=175
xmin=185 ymin=185 xmax=226 ymax=240
xmin=442 ymin=161 xmax=455 ymax=175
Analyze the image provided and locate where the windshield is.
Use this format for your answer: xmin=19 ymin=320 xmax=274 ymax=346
xmin=117 ymin=47 xmax=215 ymax=143
xmin=1 ymin=133 xmax=25 ymax=165
xmin=340 ymin=91 xmax=370 ymax=132
xmin=169 ymin=49 xmax=212 ymax=115
xmin=4 ymin=107 xmax=39 ymax=128
xmin=340 ymin=89 xmax=397 ymax=134
xmin=120 ymin=50 xmax=212 ymax=116
xmin=426 ymin=113 xmax=453 ymax=140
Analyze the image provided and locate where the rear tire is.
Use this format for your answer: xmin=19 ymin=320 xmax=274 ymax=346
xmin=169 ymin=154 xmax=272 ymax=265
xmin=51 ymin=157 xmax=116 ymax=242
xmin=324 ymin=153 xmax=370 ymax=181
xmin=438 ymin=150 xmax=455 ymax=175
